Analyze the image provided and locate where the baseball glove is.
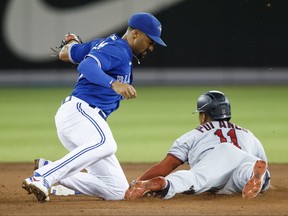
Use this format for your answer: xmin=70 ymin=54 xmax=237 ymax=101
xmin=58 ymin=33 xmax=83 ymax=48
xmin=51 ymin=33 xmax=82 ymax=56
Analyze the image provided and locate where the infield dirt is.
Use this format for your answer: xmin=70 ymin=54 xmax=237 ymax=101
xmin=0 ymin=163 xmax=287 ymax=216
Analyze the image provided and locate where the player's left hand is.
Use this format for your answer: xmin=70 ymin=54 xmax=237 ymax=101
xmin=111 ymin=81 xmax=137 ymax=100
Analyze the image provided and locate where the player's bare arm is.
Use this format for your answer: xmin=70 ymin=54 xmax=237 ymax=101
xmin=58 ymin=44 xmax=71 ymax=62
xmin=137 ymin=154 xmax=182 ymax=181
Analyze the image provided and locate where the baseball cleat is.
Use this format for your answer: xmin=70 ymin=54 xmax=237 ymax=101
xmin=242 ymin=160 xmax=267 ymax=199
xmin=34 ymin=159 xmax=80 ymax=197
xmin=22 ymin=177 xmax=33 ymax=195
xmin=125 ymin=176 xmax=167 ymax=200
xmin=34 ymin=158 xmax=49 ymax=171
xmin=22 ymin=176 xmax=50 ymax=202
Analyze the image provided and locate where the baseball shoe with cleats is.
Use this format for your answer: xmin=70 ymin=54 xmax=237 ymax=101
xmin=22 ymin=177 xmax=34 ymax=195
xmin=34 ymin=159 xmax=80 ymax=197
xmin=22 ymin=174 xmax=50 ymax=202
xmin=34 ymin=158 xmax=49 ymax=171
xmin=242 ymin=160 xmax=267 ymax=199
xmin=125 ymin=176 xmax=169 ymax=200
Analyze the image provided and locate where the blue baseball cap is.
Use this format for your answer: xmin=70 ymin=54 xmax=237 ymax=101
xmin=128 ymin=12 xmax=167 ymax=47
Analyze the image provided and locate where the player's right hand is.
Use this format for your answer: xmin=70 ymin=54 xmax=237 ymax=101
xmin=111 ymin=81 xmax=137 ymax=100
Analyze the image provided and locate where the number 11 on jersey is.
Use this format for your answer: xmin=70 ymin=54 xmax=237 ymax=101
xmin=214 ymin=129 xmax=241 ymax=149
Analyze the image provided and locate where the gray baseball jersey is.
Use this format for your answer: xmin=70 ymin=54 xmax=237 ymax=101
xmin=169 ymin=120 xmax=267 ymax=166
xmin=165 ymin=120 xmax=269 ymax=198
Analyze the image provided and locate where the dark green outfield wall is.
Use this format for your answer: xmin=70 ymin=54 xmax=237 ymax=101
xmin=0 ymin=0 xmax=287 ymax=71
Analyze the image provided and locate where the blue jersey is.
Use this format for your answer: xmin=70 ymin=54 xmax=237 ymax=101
xmin=69 ymin=34 xmax=133 ymax=117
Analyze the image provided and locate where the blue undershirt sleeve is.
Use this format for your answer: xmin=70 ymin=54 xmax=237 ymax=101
xmin=77 ymin=56 xmax=116 ymax=88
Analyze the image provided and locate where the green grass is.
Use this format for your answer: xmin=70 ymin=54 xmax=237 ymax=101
xmin=0 ymin=86 xmax=287 ymax=163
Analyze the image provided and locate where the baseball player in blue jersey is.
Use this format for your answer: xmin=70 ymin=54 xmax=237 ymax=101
xmin=125 ymin=90 xmax=271 ymax=200
xmin=22 ymin=12 xmax=167 ymax=202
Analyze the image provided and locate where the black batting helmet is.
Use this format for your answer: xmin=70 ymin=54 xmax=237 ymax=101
xmin=193 ymin=90 xmax=231 ymax=121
